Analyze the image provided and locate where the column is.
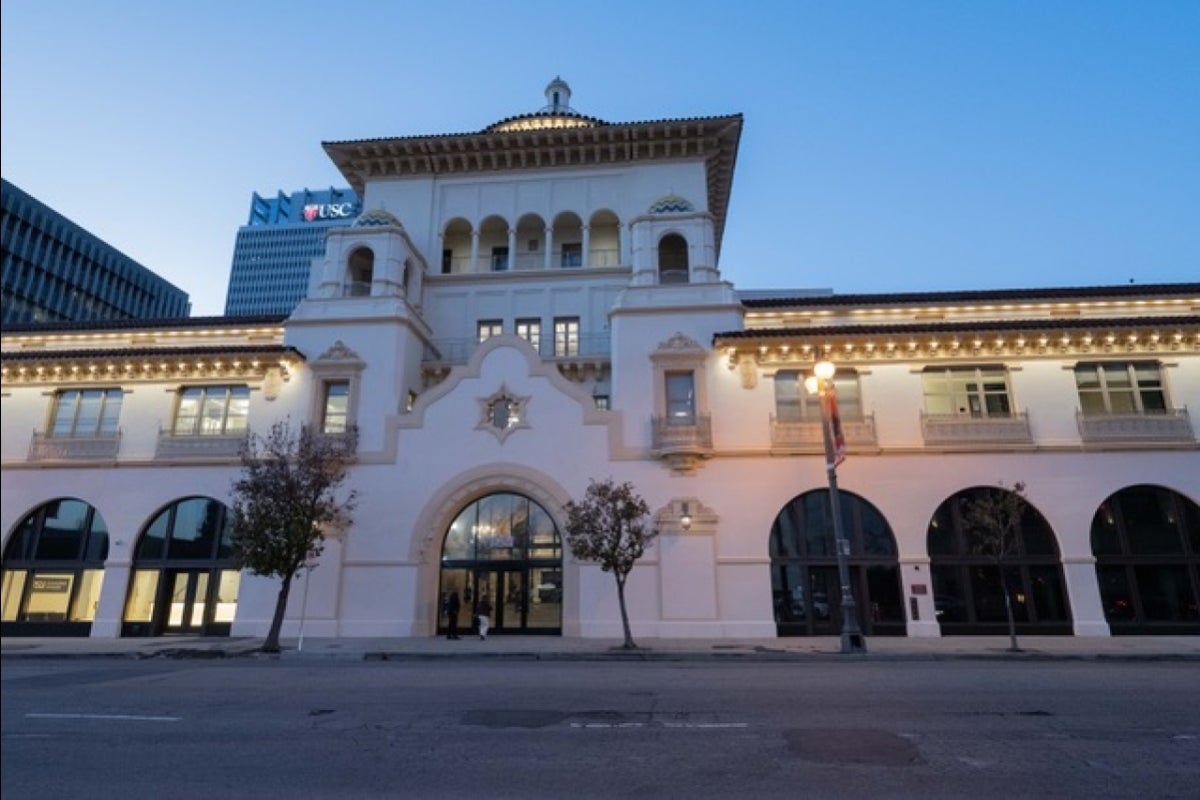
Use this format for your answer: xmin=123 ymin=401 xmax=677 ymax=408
xmin=581 ymin=224 xmax=591 ymax=268
xmin=544 ymin=227 xmax=553 ymax=270
xmin=507 ymin=228 xmax=517 ymax=271
xmin=470 ymin=231 xmax=479 ymax=274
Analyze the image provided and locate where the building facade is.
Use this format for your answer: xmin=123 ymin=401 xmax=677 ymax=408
xmin=2 ymin=80 xmax=1198 ymax=641
xmin=223 ymin=187 xmax=360 ymax=316
xmin=1 ymin=178 xmax=191 ymax=325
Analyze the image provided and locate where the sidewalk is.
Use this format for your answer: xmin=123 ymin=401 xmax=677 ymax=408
xmin=3 ymin=633 xmax=1198 ymax=662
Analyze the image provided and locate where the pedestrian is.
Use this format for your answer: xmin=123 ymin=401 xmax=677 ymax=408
xmin=444 ymin=591 xmax=461 ymax=640
xmin=476 ymin=596 xmax=493 ymax=640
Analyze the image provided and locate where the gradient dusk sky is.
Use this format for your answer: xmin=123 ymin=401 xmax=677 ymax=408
xmin=2 ymin=0 xmax=1197 ymax=316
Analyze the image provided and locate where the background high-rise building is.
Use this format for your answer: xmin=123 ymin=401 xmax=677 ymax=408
xmin=1 ymin=178 xmax=191 ymax=324
xmin=223 ymin=187 xmax=360 ymax=315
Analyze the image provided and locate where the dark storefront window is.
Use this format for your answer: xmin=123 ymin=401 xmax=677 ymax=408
xmin=1092 ymin=486 xmax=1199 ymax=634
xmin=769 ymin=490 xmax=905 ymax=637
xmin=927 ymin=487 xmax=1072 ymax=635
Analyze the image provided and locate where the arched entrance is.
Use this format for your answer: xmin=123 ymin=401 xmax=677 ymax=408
xmin=1 ymin=498 xmax=109 ymax=637
xmin=1092 ymin=485 xmax=1199 ymax=634
xmin=927 ymin=487 xmax=1072 ymax=634
xmin=122 ymin=496 xmax=240 ymax=637
xmin=437 ymin=492 xmax=562 ymax=636
xmin=769 ymin=490 xmax=905 ymax=636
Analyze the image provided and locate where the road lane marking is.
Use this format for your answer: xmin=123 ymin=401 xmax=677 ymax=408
xmin=27 ymin=713 xmax=181 ymax=722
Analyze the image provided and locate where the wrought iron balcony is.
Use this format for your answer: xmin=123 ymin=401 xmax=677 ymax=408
xmin=424 ymin=333 xmax=611 ymax=366
xmin=770 ymin=414 xmax=878 ymax=451
xmin=29 ymin=431 xmax=121 ymax=462
xmin=920 ymin=411 xmax=1033 ymax=446
xmin=1076 ymin=408 xmax=1195 ymax=444
xmin=154 ymin=430 xmax=248 ymax=460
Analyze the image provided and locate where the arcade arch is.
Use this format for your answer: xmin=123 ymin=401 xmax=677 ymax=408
xmin=769 ymin=490 xmax=905 ymax=636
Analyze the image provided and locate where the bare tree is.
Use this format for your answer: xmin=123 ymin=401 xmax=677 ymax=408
xmin=564 ymin=478 xmax=654 ymax=649
xmin=231 ymin=421 xmax=358 ymax=653
xmin=960 ymin=480 xmax=1028 ymax=652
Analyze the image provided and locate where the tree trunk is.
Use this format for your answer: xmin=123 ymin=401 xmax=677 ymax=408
xmin=263 ymin=573 xmax=294 ymax=654
xmin=615 ymin=573 xmax=636 ymax=649
xmin=999 ymin=571 xmax=1020 ymax=652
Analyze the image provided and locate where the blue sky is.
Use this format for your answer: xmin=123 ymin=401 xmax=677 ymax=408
xmin=2 ymin=1 xmax=1197 ymax=316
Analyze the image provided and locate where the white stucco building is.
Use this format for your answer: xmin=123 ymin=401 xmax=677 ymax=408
xmin=3 ymin=79 xmax=1198 ymax=641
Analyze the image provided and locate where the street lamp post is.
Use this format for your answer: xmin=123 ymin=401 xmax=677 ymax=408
xmin=805 ymin=360 xmax=867 ymax=654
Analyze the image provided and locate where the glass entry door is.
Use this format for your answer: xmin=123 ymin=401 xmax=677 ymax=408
xmin=164 ymin=570 xmax=209 ymax=635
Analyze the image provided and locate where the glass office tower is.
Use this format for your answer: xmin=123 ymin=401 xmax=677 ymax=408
xmin=223 ymin=187 xmax=360 ymax=315
xmin=1 ymin=179 xmax=191 ymax=324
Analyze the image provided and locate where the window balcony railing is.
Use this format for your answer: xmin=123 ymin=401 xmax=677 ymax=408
xmin=1076 ymin=408 xmax=1195 ymax=444
xmin=920 ymin=411 xmax=1033 ymax=446
xmin=342 ymin=280 xmax=372 ymax=297
xmin=441 ymin=249 xmax=623 ymax=275
xmin=154 ymin=430 xmax=248 ymax=460
xmin=29 ymin=431 xmax=122 ymax=462
xmin=651 ymin=413 xmax=713 ymax=454
xmin=770 ymin=414 xmax=878 ymax=451
xmin=424 ymin=333 xmax=611 ymax=365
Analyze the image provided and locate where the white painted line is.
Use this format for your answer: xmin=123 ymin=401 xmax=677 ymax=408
xmin=570 ymin=721 xmax=748 ymax=729
xmin=26 ymin=713 xmax=181 ymax=722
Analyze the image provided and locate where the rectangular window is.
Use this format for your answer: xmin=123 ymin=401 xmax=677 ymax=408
xmin=594 ymin=395 xmax=610 ymax=411
xmin=172 ymin=386 xmax=250 ymax=435
xmin=775 ymin=370 xmax=863 ymax=421
xmin=322 ymin=381 xmax=350 ymax=434
xmin=1076 ymin=362 xmax=1167 ymax=414
xmin=441 ymin=249 xmax=453 ymax=274
xmin=553 ymin=317 xmax=580 ymax=357
xmin=665 ymin=371 xmax=696 ymax=426
xmin=490 ymin=246 xmax=509 ymax=272
xmin=516 ymin=318 xmax=541 ymax=352
xmin=50 ymin=388 xmax=123 ymax=437
xmin=477 ymin=319 xmax=504 ymax=343
xmin=922 ymin=367 xmax=1012 ymax=417
xmin=561 ymin=243 xmax=582 ymax=268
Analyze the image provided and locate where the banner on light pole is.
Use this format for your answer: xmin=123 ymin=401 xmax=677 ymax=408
xmin=829 ymin=385 xmax=847 ymax=466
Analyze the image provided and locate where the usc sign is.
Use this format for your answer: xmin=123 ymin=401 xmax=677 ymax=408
xmin=302 ymin=202 xmax=357 ymax=222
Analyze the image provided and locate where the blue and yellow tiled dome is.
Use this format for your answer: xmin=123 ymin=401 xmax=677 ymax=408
xmin=354 ymin=208 xmax=403 ymax=228
xmin=648 ymin=194 xmax=695 ymax=214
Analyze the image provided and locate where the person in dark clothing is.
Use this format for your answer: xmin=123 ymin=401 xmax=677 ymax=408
xmin=475 ymin=596 xmax=493 ymax=640
xmin=444 ymin=591 xmax=461 ymax=640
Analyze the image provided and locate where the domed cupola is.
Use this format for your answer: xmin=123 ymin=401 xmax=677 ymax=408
xmin=486 ymin=77 xmax=605 ymax=133
xmin=542 ymin=76 xmax=573 ymax=114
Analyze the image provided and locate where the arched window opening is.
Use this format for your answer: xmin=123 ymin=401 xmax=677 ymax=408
xmin=552 ymin=212 xmax=584 ymax=269
xmin=1 ymin=498 xmax=109 ymax=636
xmin=438 ymin=493 xmax=562 ymax=636
xmin=589 ymin=209 xmax=621 ymax=267
xmin=122 ymin=496 xmax=240 ymax=637
xmin=927 ymin=488 xmax=1071 ymax=635
xmin=769 ymin=490 xmax=904 ymax=637
xmin=1092 ymin=485 xmax=1199 ymax=634
xmin=346 ymin=247 xmax=374 ymax=296
xmin=515 ymin=214 xmax=546 ymax=270
xmin=442 ymin=219 xmax=473 ymax=274
xmin=658 ymin=234 xmax=689 ymax=284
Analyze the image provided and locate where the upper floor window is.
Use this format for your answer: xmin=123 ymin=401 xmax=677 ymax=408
xmin=561 ymin=243 xmax=582 ymax=268
xmin=665 ymin=371 xmax=696 ymax=426
xmin=478 ymin=320 xmax=504 ymax=343
xmin=775 ymin=370 xmax=863 ymax=422
xmin=346 ymin=247 xmax=373 ymax=296
xmin=1075 ymin=362 xmax=1167 ymax=415
xmin=516 ymin=318 xmax=541 ymax=351
xmin=50 ymin=388 xmax=122 ymax=437
xmin=554 ymin=317 xmax=580 ymax=357
xmin=922 ymin=366 xmax=1012 ymax=417
xmin=172 ymin=386 xmax=249 ymax=436
xmin=441 ymin=249 xmax=453 ymax=275
xmin=321 ymin=381 xmax=350 ymax=434
xmin=491 ymin=247 xmax=509 ymax=272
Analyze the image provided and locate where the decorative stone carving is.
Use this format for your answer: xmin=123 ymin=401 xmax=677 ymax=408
xmin=477 ymin=383 xmax=531 ymax=443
